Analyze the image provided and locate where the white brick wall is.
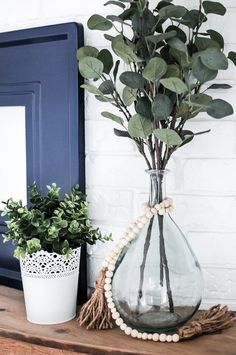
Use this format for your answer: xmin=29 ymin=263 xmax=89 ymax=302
xmin=1 ymin=0 xmax=236 ymax=309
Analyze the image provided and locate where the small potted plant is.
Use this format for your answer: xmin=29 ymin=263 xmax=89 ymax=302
xmin=1 ymin=182 xmax=110 ymax=325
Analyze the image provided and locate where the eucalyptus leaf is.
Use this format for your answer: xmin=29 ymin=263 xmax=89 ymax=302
xmin=168 ymin=37 xmax=187 ymax=53
xmin=202 ymin=1 xmax=226 ymax=15
xmin=81 ymin=84 xmax=102 ymax=95
xmin=145 ymin=31 xmax=176 ymax=45
xmin=166 ymin=25 xmax=187 ymax=43
xmin=153 ymin=128 xmax=182 ymax=147
xmin=113 ymin=60 xmax=120 ymax=81
xmin=158 ymin=5 xmax=187 ymax=19
xmin=107 ymin=15 xmax=125 ymax=23
xmin=122 ymin=86 xmax=137 ymax=106
xmin=135 ymin=97 xmax=153 ymax=119
xmin=95 ymin=95 xmax=113 ymax=102
xmin=79 ymin=57 xmax=104 ymax=79
xmin=88 ymin=14 xmax=113 ymax=31
xmin=99 ymin=80 xmax=114 ymax=95
xmin=170 ymin=48 xmax=189 ymax=68
xmin=128 ymin=114 xmax=153 ymax=138
xmin=104 ymin=0 xmax=126 ymax=8
xmin=192 ymin=56 xmax=218 ymax=83
xmin=97 ymin=49 xmax=113 ymax=74
xmin=181 ymin=10 xmax=207 ymax=29
xmin=132 ymin=8 xmax=156 ymax=36
xmin=160 ymin=77 xmax=188 ymax=94
xmin=179 ymin=130 xmax=194 ymax=147
xmin=114 ymin=128 xmax=131 ymax=138
xmin=77 ymin=46 xmax=99 ymax=61
xmin=206 ymin=99 xmax=233 ymax=118
xmin=164 ymin=64 xmax=181 ymax=78
xmin=195 ymin=37 xmax=220 ymax=50
xmin=152 ymin=94 xmax=173 ymax=119
xmin=120 ymin=71 xmax=146 ymax=89
xmin=142 ymin=57 xmax=167 ymax=82
xmin=207 ymin=83 xmax=232 ymax=90
xmin=200 ymin=48 xmax=228 ymax=70
xmin=101 ymin=111 xmax=124 ymax=125
xmin=112 ymin=35 xmax=141 ymax=64
xmin=228 ymin=51 xmax=236 ymax=66
xmin=207 ymin=29 xmax=224 ymax=49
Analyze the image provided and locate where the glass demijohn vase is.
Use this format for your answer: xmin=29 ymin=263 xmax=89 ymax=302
xmin=112 ymin=169 xmax=203 ymax=332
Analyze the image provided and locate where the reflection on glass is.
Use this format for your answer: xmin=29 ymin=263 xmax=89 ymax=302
xmin=0 ymin=106 xmax=27 ymax=210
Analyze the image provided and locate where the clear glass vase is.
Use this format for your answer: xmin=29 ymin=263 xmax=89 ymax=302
xmin=112 ymin=169 xmax=203 ymax=332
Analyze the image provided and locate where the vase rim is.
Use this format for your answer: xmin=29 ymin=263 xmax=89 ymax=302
xmin=146 ymin=169 xmax=170 ymax=176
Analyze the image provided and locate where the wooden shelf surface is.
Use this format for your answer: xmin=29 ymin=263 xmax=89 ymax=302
xmin=0 ymin=285 xmax=236 ymax=355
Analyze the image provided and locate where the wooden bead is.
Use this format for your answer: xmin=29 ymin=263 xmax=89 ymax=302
xmin=124 ymin=327 xmax=132 ymax=335
xmin=120 ymin=323 xmax=127 ymax=331
xmin=159 ymin=333 xmax=166 ymax=342
xmin=108 ymin=264 xmax=115 ymax=271
xmin=152 ymin=333 xmax=159 ymax=342
xmin=141 ymin=332 xmax=148 ymax=340
xmin=104 ymin=283 xmax=112 ymax=291
xmin=169 ymin=205 xmax=174 ymax=212
xmin=151 ymin=208 xmax=157 ymax=215
xmin=105 ymin=291 xmax=112 ymax=298
xmin=137 ymin=222 xmax=143 ymax=229
xmin=131 ymin=329 xmax=138 ymax=338
xmin=107 ymin=302 xmax=115 ymax=309
xmin=133 ymin=227 xmax=139 ymax=233
xmin=106 ymin=270 xmax=113 ymax=278
xmin=172 ymin=334 xmax=180 ymax=343
xmin=121 ymin=239 xmax=128 ymax=246
xmin=128 ymin=232 xmax=136 ymax=239
xmin=107 ymin=297 xmax=113 ymax=303
xmin=154 ymin=203 xmax=161 ymax=211
xmin=163 ymin=199 xmax=170 ymax=208
xmin=112 ymin=312 xmax=120 ymax=320
xmin=147 ymin=334 xmax=153 ymax=340
xmin=166 ymin=335 xmax=172 ymax=342
xmin=110 ymin=307 xmax=116 ymax=313
xmin=158 ymin=208 xmax=165 ymax=215
xmin=115 ymin=318 xmax=123 ymax=326
xmin=145 ymin=211 xmax=153 ymax=219
xmin=137 ymin=333 xmax=142 ymax=339
xmin=102 ymin=261 xmax=108 ymax=268
xmin=105 ymin=278 xmax=111 ymax=284
xmin=160 ymin=202 xmax=165 ymax=208
xmin=141 ymin=217 xmax=148 ymax=224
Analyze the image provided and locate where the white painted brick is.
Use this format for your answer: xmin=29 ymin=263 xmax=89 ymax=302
xmin=0 ymin=0 xmax=40 ymax=23
xmin=187 ymin=231 xmax=236 ymax=266
xmin=87 ymin=187 xmax=135 ymax=223
xmin=202 ymin=267 xmax=236 ymax=301
xmin=40 ymin=0 xmax=106 ymax=17
xmin=184 ymin=158 xmax=236 ymax=193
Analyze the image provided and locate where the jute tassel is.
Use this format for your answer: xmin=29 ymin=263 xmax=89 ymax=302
xmin=179 ymin=304 xmax=236 ymax=340
xmin=77 ymin=267 xmax=113 ymax=330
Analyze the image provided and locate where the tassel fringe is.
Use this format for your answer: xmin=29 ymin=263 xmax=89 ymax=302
xmin=179 ymin=304 xmax=236 ymax=340
xmin=77 ymin=268 xmax=113 ymax=330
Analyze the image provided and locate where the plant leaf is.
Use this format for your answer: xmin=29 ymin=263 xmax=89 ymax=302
xmin=135 ymin=97 xmax=153 ymax=119
xmin=207 ymin=29 xmax=224 ymax=49
xmin=77 ymin=46 xmax=99 ymax=61
xmin=145 ymin=31 xmax=176 ymax=45
xmin=166 ymin=25 xmax=187 ymax=43
xmin=228 ymin=51 xmax=236 ymax=66
xmin=81 ymin=84 xmax=102 ymax=95
xmin=168 ymin=37 xmax=187 ymax=53
xmin=195 ymin=37 xmax=220 ymax=50
xmin=113 ymin=60 xmax=120 ymax=81
xmin=98 ymin=80 xmax=114 ymax=94
xmin=97 ymin=49 xmax=113 ymax=74
xmin=104 ymin=0 xmax=125 ymax=9
xmin=200 ymin=48 xmax=228 ymax=70
xmin=160 ymin=77 xmax=188 ymax=94
xmin=120 ymin=71 xmax=145 ymax=89
xmin=128 ymin=114 xmax=153 ymax=138
xmin=206 ymin=99 xmax=233 ymax=118
xmin=207 ymin=83 xmax=232 ymax=90
xmin=101 ymin=111 xmax=124 ymax=125
xmin=164 ymin=64 xmax=181 ymax=78
xmin=192 ymin=56 xmax=217 ymax=83
xmin=112 ymin=35 xmax=141 ymax=64
xmin=153 ymin=128 xmax=182 ymax=147
xmin=202 ymin=1 xmax=226 ymax=15
xmin=142 ymin=57 xmax=167 ymax=82
xmin=152 ymin=94 xmax=173 ymax=119
xmin=158 ymin=5 xmax=187 ymax=19
xmin=181 ymin=10 xmax=207 ymax=29
xmin=88 ymin=14 xmax=113 ymax=31
xmin=114 ymin=128 xmax=131 ymax=138
xmin=122 ymin=86 xmax=137 ymax=106
xmin=79 ymin=57 xmax=104 ymax=79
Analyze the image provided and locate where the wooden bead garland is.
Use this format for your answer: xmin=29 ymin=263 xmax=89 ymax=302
xmin=103 ymin=198 xmax=180 ymax=343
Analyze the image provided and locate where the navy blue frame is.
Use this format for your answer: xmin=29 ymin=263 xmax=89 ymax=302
xmin=0 ymin=23 xmax=87 ymax=303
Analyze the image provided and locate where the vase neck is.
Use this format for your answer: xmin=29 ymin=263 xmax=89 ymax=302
xmin=147 ymin=169 xmax=168 ymax=207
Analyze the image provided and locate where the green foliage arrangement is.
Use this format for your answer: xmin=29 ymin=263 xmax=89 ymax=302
xmin=1 ymin=183 xmax=110 ymax=258
xmin=78 ymin=0 xmax=235 ymax=169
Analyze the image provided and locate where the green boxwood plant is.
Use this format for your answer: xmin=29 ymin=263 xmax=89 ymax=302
xmin=78 ymin=0 xmax=235 ymax=170
xmin=1 ymin=183 xmax=111 ymax=258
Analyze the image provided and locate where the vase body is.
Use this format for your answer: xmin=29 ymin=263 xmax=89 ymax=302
xmin=20 ymin=247 xmax=80 ymax=324
xmin=112 ymin=170 xmax=203 ymax=332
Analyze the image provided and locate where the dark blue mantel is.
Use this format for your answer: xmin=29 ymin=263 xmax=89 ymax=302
xmin=0 ymin=23 xmax=86 ymax=302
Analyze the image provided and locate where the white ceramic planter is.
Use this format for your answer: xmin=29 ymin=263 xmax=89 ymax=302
xmin=20 ymin=247 xmax=81 ymax=325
